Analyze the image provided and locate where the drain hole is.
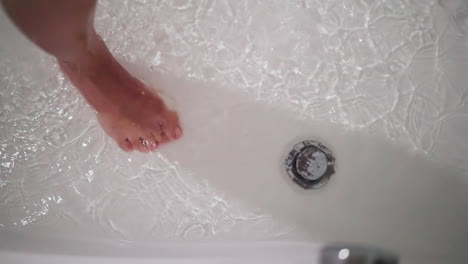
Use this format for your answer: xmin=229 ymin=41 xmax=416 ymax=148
xmin=284 ymin=140 xmax=335 ymax=189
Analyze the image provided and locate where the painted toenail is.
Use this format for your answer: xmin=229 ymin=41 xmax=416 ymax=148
xmin=149 ymin=143 xmax=158 ymax=150
xmin=139 ymin=137 xmax=148 ymax=146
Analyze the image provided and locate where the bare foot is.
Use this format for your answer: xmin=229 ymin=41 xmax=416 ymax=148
xmin=58 ymin=35 xmax=182 ymax=152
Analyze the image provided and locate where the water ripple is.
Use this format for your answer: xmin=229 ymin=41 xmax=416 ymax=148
xmin=1 ymin=0 xmax=467 ymax=241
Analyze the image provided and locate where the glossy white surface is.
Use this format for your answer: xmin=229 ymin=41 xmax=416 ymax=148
xmin=1 ymin=0 xmax=468 ymax=263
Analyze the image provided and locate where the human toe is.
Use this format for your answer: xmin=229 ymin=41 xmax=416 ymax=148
xmin=117 ymin=138 xmax=134 ymax=152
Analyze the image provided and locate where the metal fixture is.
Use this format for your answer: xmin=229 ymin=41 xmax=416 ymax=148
xmin=320 ymin=244 xmax=399 ymax=264
xmin=284 ymin=140 xmax=335 ymax=189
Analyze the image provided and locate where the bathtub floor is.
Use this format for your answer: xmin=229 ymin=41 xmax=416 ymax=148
xmin=0 ymin=0 xmax=468 ymax=259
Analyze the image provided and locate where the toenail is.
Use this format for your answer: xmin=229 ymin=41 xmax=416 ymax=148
xmin=139 ymin=137 xmax=148 ymax=146
xmin=150 ymin=143 xmax=158 ymax=150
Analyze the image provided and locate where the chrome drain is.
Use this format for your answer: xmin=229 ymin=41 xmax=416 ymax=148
xmin=284 ymin=140 xmax=335 ymax=189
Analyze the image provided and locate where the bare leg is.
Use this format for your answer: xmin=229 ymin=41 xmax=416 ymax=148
xmin=2 ymin=0 xmax=182 ymax=152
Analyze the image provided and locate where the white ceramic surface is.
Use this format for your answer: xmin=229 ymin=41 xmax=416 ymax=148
xmin=1 ymin=0 xmax=468 ymax=263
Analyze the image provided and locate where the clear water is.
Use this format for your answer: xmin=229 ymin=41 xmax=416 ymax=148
xmin=0 ymin=0 xmax=467 ymax=243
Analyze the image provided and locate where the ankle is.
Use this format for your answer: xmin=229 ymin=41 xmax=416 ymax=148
xmin=56 ymin=30 xmax=103 ymax=64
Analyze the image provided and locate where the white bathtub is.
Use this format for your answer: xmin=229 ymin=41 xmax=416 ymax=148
xmin=1 ymin=0 xmax=467 ymax=263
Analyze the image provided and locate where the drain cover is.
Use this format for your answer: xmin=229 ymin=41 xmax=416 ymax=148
xmin=284 ymin=140 xmax=335 ymax=189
